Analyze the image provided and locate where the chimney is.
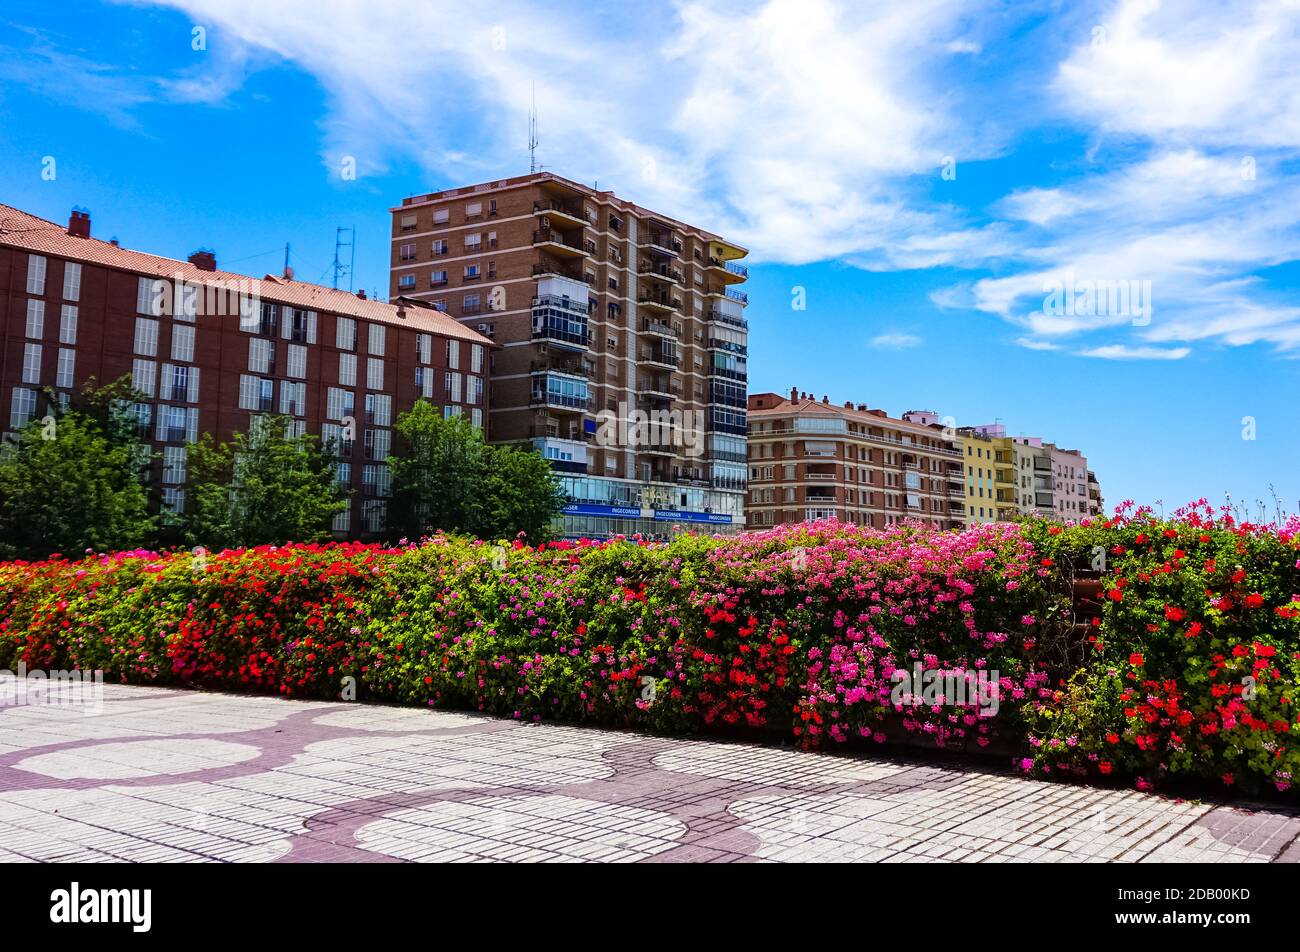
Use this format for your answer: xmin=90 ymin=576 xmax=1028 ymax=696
xmin=356 ymin=289 xmax=367 ymax=300
xmin=109 ymin=238 xmax=119 ymax=247
xmin=188 ymin=249 xmax=216 ymax=272
xmin=67 ymin=208 xmax=91 ymax=239
xmin=822 ymin=394 xmax=829 ymax=404
xmin=844 ymin=401 xmax=853 ymax=409
xmin=789 ymin=386 xmax=798 ymax=402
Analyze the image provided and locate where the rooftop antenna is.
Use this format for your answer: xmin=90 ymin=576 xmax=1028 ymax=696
xmin=529 ymin=82 xmax=539 ymax=173
xmin=282 ymin=242 xmax=290 ymax=278
xmin=332 ymin=225 xmax=355 ymax=290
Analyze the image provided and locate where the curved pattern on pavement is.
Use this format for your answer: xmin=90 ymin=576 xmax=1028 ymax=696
xmin=0 ymin=684 xmax=1297 ymax=863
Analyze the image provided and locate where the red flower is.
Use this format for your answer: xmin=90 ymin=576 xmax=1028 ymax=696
xmin=1129 ymin=653 xmax=1144 ymax=667
xmin=1245 ymin=593 xmax=1265 ymax=609
xmin=1164 ymin=605 xmax=1186 ymax=622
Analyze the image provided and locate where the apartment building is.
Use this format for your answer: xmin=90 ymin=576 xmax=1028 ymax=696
xmin=746 ymin=390 xmax=964 ymax=530
xmin=958 ymin=425 xmax=1019 ymax=525
xmin=389 ymin=172 xmax=749 ymax=539
xmin=0 ymin=203 xmax=492 ymax=536
xmin=1088 ymin=470 xmax=1104 ymax=517
xmin=1049 ymin=444 xmax=1090 ymax=520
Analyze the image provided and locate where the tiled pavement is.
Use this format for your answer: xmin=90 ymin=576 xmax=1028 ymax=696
xmin=1 ymin=684 xmax=1298 ymax=863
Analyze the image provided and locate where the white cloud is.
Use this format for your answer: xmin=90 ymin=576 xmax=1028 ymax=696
xmin=870 ymin=331 xmax=922 ymax=349
xmin=1076 ymin=344 xmax=1190 ymax=361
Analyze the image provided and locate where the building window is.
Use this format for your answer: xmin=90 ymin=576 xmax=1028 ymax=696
xmin=336 ymin=316 xmax=356 ymax=351
xmin=55 ymin=348 xmax=75 ymax=389
xmin=366 ymin=357 xmax=384 ymax=391
xmin=287 ymin=343 xmax=307 ymax=379
xmin=368 ymin=323 xmax=386 ymax=356
xmin=280 ymin=381 xmax=307 ymax=417
xmin=26 ymin=255 xmax=46 ymax=295
xmin=471 ymin=343 xmax=483 ymax=373
xmin=445 ymin=371 xmax=462 ymax=402
xmin=133 ymin=317 xmax=159 ymax=356
xmin=447 ymin=338 xmax=460 ymax=369
xmin=249 ymin=338 xmax=275 ymax=374
xmin=326 ymin=387 xmax=354 ymax=422
xmin=398 ymin=274 xmax=415 ymax=290
xmin=9 ymin=387 xmax=36 ymax=429
xmin=61 ymin=262 xmax=81 ymax=302
xmin=171 ymin=323 xmax=195 ymax=362
xmin=432 ymin=239 xmax=448 ymax=256
xmin=465 ymin=201 xmax=482 ymax=219
xmin=433 ymin=208 xmax=449 ymax=225
xmin=25 ymin=300 xmax=44 ymax=338
xmin=163 ymin=446 xmax=187 ymax=485
xmin=417 ymin=333 xmax=432 ymax=364
xmin=58 ymin=305 xmax=77 ymax=344
xmin=339 ymin=352 xmax=357 ymax=387
xmin=399 ymin=214 xmax=417 ymax=232
xmin=22 ymin=343 xmax=42 ymax=384
xmin=468 ymin=375 xmax=483 ymax=405
xmin=365 ymin=393 xmax=392 ymax=427
xmin=363 ymin=428 xmax=391 ymax=462
xmin=132 ymin=359 xmax=156 ymax=398
xmin=431 ymin=270 xmax=447 ymax=287
xmin=399 ymin=243 xmax=417 ymax=261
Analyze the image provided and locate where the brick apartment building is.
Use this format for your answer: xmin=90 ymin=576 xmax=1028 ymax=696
xmin=0 ymin=203 xmax=493 ymax=536
xmin=746 ymin=389 xmax=965 ymax=530
xmin=389 ymin=172 xmax=750 ymax=539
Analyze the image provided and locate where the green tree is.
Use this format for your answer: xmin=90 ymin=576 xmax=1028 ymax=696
xmin=184 ymin=415 xmax=348 ymax=549
xmin=483 ymin=443 xmax=567 ymax=541
xmin=0 ymin=400 xmax=154 ymax=560
xmin=388 ymin=401 xmax=488 ymax=537
xmin=387 ymin=400 xmax=565 ymax=540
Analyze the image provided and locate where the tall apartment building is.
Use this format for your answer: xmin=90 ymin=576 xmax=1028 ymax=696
xmin=389 ymin=172 xmax=749 ymax=539
xmin=0 ymin=203 xmax=492 ymax=535
xmin=746 ymin=390 xmax=964 ymax=530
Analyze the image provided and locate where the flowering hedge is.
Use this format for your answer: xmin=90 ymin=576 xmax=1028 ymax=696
xmin=2 ymin=503 xmax=1298 ymax=795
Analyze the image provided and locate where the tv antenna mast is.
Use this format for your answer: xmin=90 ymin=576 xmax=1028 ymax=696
xmin=529 ymin=82 xmax=540 ymax=173
xmin=332 ymin=225 xmax=355 ymax=290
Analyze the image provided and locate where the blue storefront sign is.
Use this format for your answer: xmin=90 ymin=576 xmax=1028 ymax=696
xmin=562 ymin=503 xmax=732 ymax=525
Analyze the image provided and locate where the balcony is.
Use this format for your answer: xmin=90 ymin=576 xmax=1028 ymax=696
xmin=638 ymin=291 xmax=682 ymax=314
xmin=640 ymin=319 xmax=680 ymax=340
xmin=706 ymin=285 xmax=749 ymax=306
xmin=644 ymin=231 xmax=683 ymax=256
xmin=532 ymin=297 xmax=592 ymax=351
xmin=533 ymin=200 xmax=588 ymax=229
xmin=532 ymin=259 xmax=583 ymax=282
xmin=705 ymin=256 xmax=749 ymax=284
xmin=640 ymin=378 xmax=679 ymax=400
xmin=641 ymin=346 xmax=679 ymax=370
xmin=638 ymin=261 xmax=684 ymax=286
xmin=708 ymin=337 xmax=747 ymax=356
xmin=708 ymin=362 xmax=747 ymax=383
xmin=530 ymin=357 xmax=593 ymax=379
xmin=530 ymin=376 xmax=593 ymax=413
xmin=532 ymin=228 xmax=587 ymax=258
xmin=707 ymin=307 xmax=748 ymax=330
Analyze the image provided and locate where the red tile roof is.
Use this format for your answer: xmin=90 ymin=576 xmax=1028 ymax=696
xmin=0 ymin=203 xmax=493 ymax=346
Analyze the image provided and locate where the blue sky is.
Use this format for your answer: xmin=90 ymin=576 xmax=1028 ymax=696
xmin=2 ymin=0 xmax=1298 ymax=516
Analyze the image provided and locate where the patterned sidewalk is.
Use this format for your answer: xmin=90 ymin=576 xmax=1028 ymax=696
xmin=0 ymin=684 xmax=1297 ymax=863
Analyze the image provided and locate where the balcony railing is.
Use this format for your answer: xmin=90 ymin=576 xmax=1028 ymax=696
xmin=532 ymin=229 xmax=586 ymax=253
xmin=707 ymin=308 xmax=748 ymax=330
xmin=640 ymin=319 xmax=680 ymax=339
xmin=638 ymin=262 xmax=684 ymax=284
